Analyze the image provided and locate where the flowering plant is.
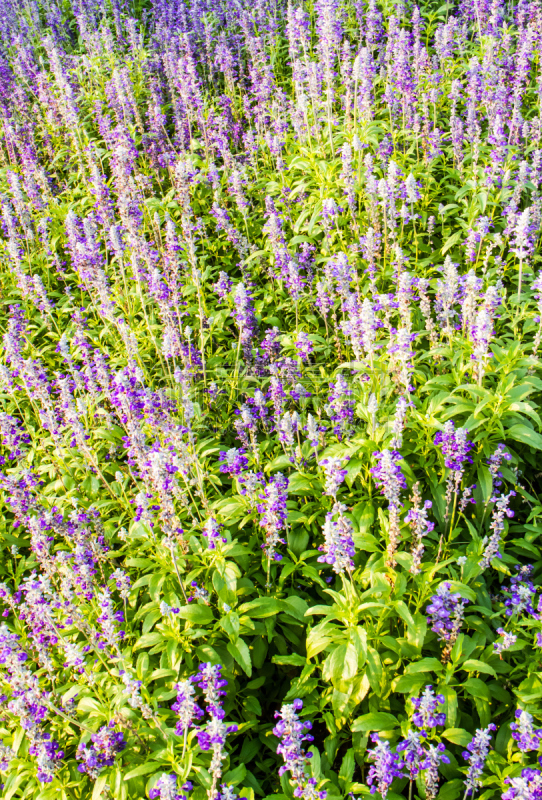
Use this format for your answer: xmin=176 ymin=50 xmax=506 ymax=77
xmin=0 ymin=1 xmax=541 ymax=799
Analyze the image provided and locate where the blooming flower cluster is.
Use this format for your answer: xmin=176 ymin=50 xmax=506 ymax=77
xmin=76 ymin=724 xmax=126 ymax=779
xmin=273 ymin=699 xmax=326 ymax=800
xmin=426 ymin=584 xmax=468 ymax=649
xmin=0 ymin=0 xmax=541 ymax=795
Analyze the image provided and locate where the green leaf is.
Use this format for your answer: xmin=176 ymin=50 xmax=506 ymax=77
xmin=461 ymin=659 xmax=497 ymax=677
xmin=125 ymin=763 xmax=159 ymax=780
xmin=506 ymin=424 xmax=542 ymax=451
xmin=272 ymin=654 xmax=307 ymax=666
xmin=406 ymin=612 xmax=427 ymax=650
xmin=176 ymin=605 xmax=215 ymax=624
xmin=93 ymin=776 xmax=109 ymax=800
xmin=438 ymin=686 xmax=458 ymax=728
xmin=227 ymin=638 xmax=252 ymax=676
xmin=223 ymin=764 xmax=247 ymax=785
xmin=463 ymin=677 xmax=491 ymax=701
xmin=445 ymin=581 xmax=477 ymax=602
xmin=339 ymin=749 xmax=356 ymax=786
xmin=351 ymin=712 xmax=398 ymax=732
xmin=394 ymin=674 xmax=427 ymax=693
xmin=238 ymin=597 xmax=282 ymax=618
xmin=281 ymin=596 xmax=309 ymax=621
xmin=441 ymin=230 xmax=463 ymax=254
xmin=477 ymin=465 xmax=493 ymax=504
xmin=366 ymin=647 xmax=383 ymax=695
xmin=404 ymin=658 xmax=443 ymax=674
xmin=442 ymin=728 xmax=473 ymax=746
xmin=394 ymin=600 xmax=415 ymax=628
xmin=323 ymin=642 xmax=358 ymax=688
xmin=437 ymin=779 xmax=464 ymax=800
xmin=306 ymin=623 xmax=337 ymax=658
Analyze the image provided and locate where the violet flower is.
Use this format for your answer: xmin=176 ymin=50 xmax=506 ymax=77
xmin=479 ymin=490 xmax=516 ymax=569
xmin=318 ymin=503 xmax=355 ymax=575
xmin=76 ymin=723 xmax=126 ymax=779
xmin=493 ymin=628 xmax=517 ymax=655
xmin=426 ymin=584 xmax=468 ymax=647
xmin=273 ymin=698 xmax=314 ymax=783
xmin=503 ymin=565 xmax=539 ymax=618
xmin=371 ymin=449 xmax=407 ymax=563
xmin=218 ymin=448 xmax=249 ymax=477
xmin=503 ymin=769 xmax=542 ymax=800
xmin=320 ymin=457 xmax=348 ymax=499
xmin=366 ymin=733 xmax=403 ymax=799
xmin=326 ymin=375 xmax=354 ymax=440
xmin=150 ymin=775 xmax=193 ymax=800
xmin=257 ymin=472 xmax=289 ymax=564
xmin=510 ymin=709 xmax=542 ymax=752
xmin=462 ymin=724 xmax=496 ymax=795
xmin=411 ymin=686 xmax=446 ymax=731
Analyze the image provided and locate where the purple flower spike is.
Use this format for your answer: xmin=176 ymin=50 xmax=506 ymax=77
xmin=462 ymin=724 xmax=496 ymax=795
xmin=366 ymin=733 xmax=403 ymax=799
xmin=411 ymin=686 xmax=446 ymax=730
xmin=218 ymin=448 xmax=249 ymax=477
xmin=76 ymin=723 xmax=126 ymax=779
xmin=511 ymin=709 xmax=542 ymax=752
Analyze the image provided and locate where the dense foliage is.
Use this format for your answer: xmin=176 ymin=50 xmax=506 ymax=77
xmin=2 ymin=0 xmax=542 ymax=799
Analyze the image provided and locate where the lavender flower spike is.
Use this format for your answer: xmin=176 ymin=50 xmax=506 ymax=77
xmin=462 ymin=724 xmax=496 ymax=796
xmin=273 ymin=698 xmax=314 ymax=783
xmin=493 ymin=628 xmax=517 ymax=656
xmin=426 ymin=583 xmax=468 ymax=657
xmin=318 ymin=503 xmax=355 ymax=575
xmin=320 ymin=457 xmax=349 ymax=499
xmin=366 ymin=734 xmax=403 ymax=799
xmin=510 ymin=709 xmax=542 ymax=752
xmin=411 ymin=686 xmax=446 ymax=731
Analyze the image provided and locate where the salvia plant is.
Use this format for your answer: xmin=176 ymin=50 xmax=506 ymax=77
xmin=1 ymin=0 xmax=542 ymax=798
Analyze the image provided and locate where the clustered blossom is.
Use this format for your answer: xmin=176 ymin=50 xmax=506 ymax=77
xmin=371 ymin=449 xmax=407 ymax=563
xmin=396 ymin=730 xmax=427 ymax=780
xmin=1 ymin=0 xmax=542 ymax=794
xmin=257 ymin=472 xmax=289 ymax=564
xmin=462 ymin=724 xmax=496 ymax=795
xmin=320 ymin=457 xmax=348 ymax=499
xmin=479 ymin=490 xmax=516 ymax=569
xmin=434 ymin=422 xmax=474 ymax=518
xmin=171 ymin=663 xmax=238 ymax=800
xmin=325 ymin=375 xmax=354 ymax=440
xmin=202 ymin=517 xmax=227 ymax=550
xmin=76 ymin=723 xmax=126 ymax=779
xmin=366 ymin=734 xmax=404 ymax=799
xmin=487 ymin=444 xmax=512 ymax=490
xmin=493 ymin=628 xmax=517 ymax=655
xmin=362 ymin=687 xmax=456 ymax=800
xmin=218 ymin=448 xmax=249 ymax=477
xmin=189 ymin=582 xmax=210 ymax=604
xmin=434 ymin=422 xmax=474 ymax=472
xmin=503 ymin=565 xmax=540 ymax=618
xmin=503 ymin=769 xmax=542 ymax=800
xmin=273 ymin=699 xmax=326 ymax=800
xmin=405 ymin=482 xmax=434 ymax=574
xmin=424 ymin=743 xmax=450 ymax=800
xmin=150 ymin=775 xmax=193 ymax=800
xmin=426 ymin=583 xmax=468 ymax=649
xmin=510 ymin=709 xmax=542 ymax=752
xmin=173 ymin=679 xmax=204 ymax=736
xmin=411 ymin=686 xmax=446 ymax=731
xmin=318 ymin=503 xmax=355 ymax=575
xmin=273 ymin=698 xmax=314 ymax=782
xmin=295 ymin=332 xmax=313 ymax=362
